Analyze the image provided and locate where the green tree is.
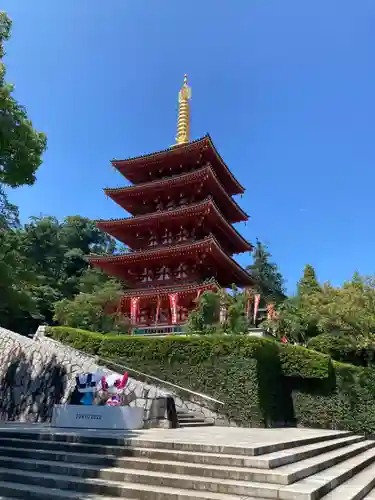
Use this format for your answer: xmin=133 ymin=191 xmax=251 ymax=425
xmin=53 ymin=277 xmax=126 ymax=333
xmin=262 ymin=296 xmax=314 ymax=344
xmin=246 ymin=239 xmax=285 ymax=299
xmin=263 ymin=272 xmax=375 ymax=344
xmin=21 ymin=215 xmax=116 ymax=304
xmin=307 ymin=275 xmax=375 ymax=337
xmin=0 ymin=228 xmax=38 ymax=333
xmin=0 ymin=215 xmax=116 ymax=333
xmin=186 ymin=287 xmax=250 ymax=335
xmin=185 ymin=291 xmax=220 ymax=334
xmin=0 ymin=185 xmax=18 ymax=229
xmin=78 ymin=267 xmax=114 ymax=294
xmin=0 ymin=12 xmax=47 ymax=188
xmin=297 ymin=264 xmax=321 ymax=297
xmin=221 ymin=286 xmax=249 ymax=335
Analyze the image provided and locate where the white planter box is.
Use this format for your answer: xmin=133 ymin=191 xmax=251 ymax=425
xmin=52 ymin=405 xmax=144 ymax=430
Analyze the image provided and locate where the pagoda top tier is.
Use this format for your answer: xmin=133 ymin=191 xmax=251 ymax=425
xmin=111 ymin=134 xmax=244 ymax=197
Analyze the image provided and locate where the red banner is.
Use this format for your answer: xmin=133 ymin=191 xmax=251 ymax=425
xmin=253 ymin=294 xmax=261 ymax=323
xmin=169 ymin=293 xmax=178 ymax=324
xmin=130 ymin=297 xmax=140 ymax=324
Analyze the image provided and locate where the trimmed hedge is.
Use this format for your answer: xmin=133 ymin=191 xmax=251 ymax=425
xmin=293 ymin=362 xmax=375 ymax=436
xmin=47 ymin=326 xmax=330 ymax=427
xmin=279 ymin=343 xmax=329 ymax=379
xmin=49 ymin=327 xmax=104 ymax=354
xmin=48 ymin=326 xmax=375 ymax=434
xmin=308 ymin=334 xmax=375 ymax=367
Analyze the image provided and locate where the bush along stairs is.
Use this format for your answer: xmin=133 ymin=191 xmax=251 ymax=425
xmin=0 ymin=426 xmax=375 ymax=499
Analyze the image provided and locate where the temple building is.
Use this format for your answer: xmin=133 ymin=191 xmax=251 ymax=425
xmin=89 ymin=76 xmax=255 ymax=333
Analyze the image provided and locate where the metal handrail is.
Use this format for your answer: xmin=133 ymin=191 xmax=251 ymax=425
xmin=40 ymin=333 xmax=224 ymax=406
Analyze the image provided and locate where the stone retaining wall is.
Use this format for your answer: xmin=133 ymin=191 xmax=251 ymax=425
xmin=0 ymin=327 xmax=230 ymax=426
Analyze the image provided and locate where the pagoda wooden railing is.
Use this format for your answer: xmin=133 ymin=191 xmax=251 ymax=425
xmin=132 ymin=325 xmax=185 ymax=336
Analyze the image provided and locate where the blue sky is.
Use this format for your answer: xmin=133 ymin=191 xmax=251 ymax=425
xmin=2 ymin=1 xmax=375 ymax=293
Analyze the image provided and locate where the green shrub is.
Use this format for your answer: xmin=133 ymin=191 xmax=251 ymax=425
xmin=47 ymin=327 xmax=301 ymax=426
xmin=308 ymin=334 xmax=375 ymax=367
xmin=46 ymin=326 xmax=103 ymax=355
xmin=280 ymin=343 xmax=330 ymax=379
xmin=292 ymin=361 xmax=375 ymax=436
xmin=99 ymin=334 xmax=290 ymax=426
xmin=48 ymin=326 xmax=375 ymax=434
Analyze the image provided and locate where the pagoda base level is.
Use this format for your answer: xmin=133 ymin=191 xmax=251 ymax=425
xmin=118 ymin=281 xmax=219 ymax=334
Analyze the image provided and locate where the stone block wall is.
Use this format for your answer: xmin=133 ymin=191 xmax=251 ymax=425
xmin=0 ymin=327 xmax=230 ymax=426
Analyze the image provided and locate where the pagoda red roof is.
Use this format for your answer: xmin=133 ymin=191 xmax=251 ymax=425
xmin=104 ymin=166 xmax=248 ymax=224
xmin=111 ymin=135 xmax=244 ymax=196
xmin=96 ymin=198 xmax=252 ymax=254
xmin=88 ymin=236 xmax=254 ymax=288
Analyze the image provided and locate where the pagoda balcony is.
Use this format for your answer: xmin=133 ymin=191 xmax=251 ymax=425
xmin=112 ymin=135 xmax=244 ymax=196
xmin=96 ymin=198 xmax=252 ymax=255
xmin=132 ymin=325 xmax=185 ymax=336
xmin=104 ymin=165 xmax=248 ymax=224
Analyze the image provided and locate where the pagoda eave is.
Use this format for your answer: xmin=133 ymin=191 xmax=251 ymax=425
xmin=88 ymin=236 xmax=255 ymax=288
xmin=95 ymin=198 xmax=252 ymax=254
xmin=104 ymin=166 xmax=248 ymax=223
xmin=120 ymin=280 xmax=219 ymax=301
xmin=111 ymin=135 xmax=245 ymax=196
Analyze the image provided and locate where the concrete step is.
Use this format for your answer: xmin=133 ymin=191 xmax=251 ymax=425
xmin=0 ymin=428 xmax=351 ymax=456
xmin=321 ymin=461 xmax=375 ymax=500
xmin=0 ymin=434 xmax=363 ymax=470
xmin=279 ymin=445 xmax=375 ymax=500
xmin=273 ymin=439 xmax=375 ymax=484
xmin=0 ymin=486 xmax=130 ymax=500
xmin=0 ymin=481 xmax=258 ymax=500
xmin=176 ymin=413 xmax=199 ymax=418
xmin=176 ymin=412 xmax=213 ymax=426
xmin=0 ymin=439 xmax=372 ymax=487
xmin=364 ymin=486 xmax=375 ymax=500
xmin=179 ymin=421 xmax=216 ymax=427
xmin=0 ymin=472 xmax=267 ymax=499
xmin=0 ymin=454 xmax=291 ymax=484
xmin=0 ymin=428 xmax=372 ymax=499
xmin=255 ymin=435 xmax=366 ymax=469
xmin=177 ymin=416 xmax=207 ymax=422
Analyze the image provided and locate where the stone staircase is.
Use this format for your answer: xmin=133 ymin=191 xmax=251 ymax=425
xmin=176 ymin=409 xmax=215 ymax=428
xmin=0 ymin=426 xmax=375 ymax=499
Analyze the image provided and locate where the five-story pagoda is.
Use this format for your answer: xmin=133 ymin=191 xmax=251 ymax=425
xmin=89 ymin=76 xmax=255 ymax=333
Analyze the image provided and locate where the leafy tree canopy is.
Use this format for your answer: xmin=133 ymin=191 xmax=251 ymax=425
xmin=246 ymin=239 xmax=285 ymax=300
xmin=0 ymin=215 xmax=116 ymax=334
xmin=0 ymin=12 xmax=47 ymax=188
xmin=186 ymin=287 xmax=250 ymax=335
xmin=263 ymin=270 xmax=375 ymax=344
xmin=53 ymin=277 xmax=127 ymax=334
xmin=297 ymin=264 xmax=321 ymax=297
xmin=0 ymin=185 xmax=18 ymax=229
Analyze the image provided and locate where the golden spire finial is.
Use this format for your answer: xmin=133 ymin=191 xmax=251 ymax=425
xmin=175 ymin=74 xmax=192 ymax=145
